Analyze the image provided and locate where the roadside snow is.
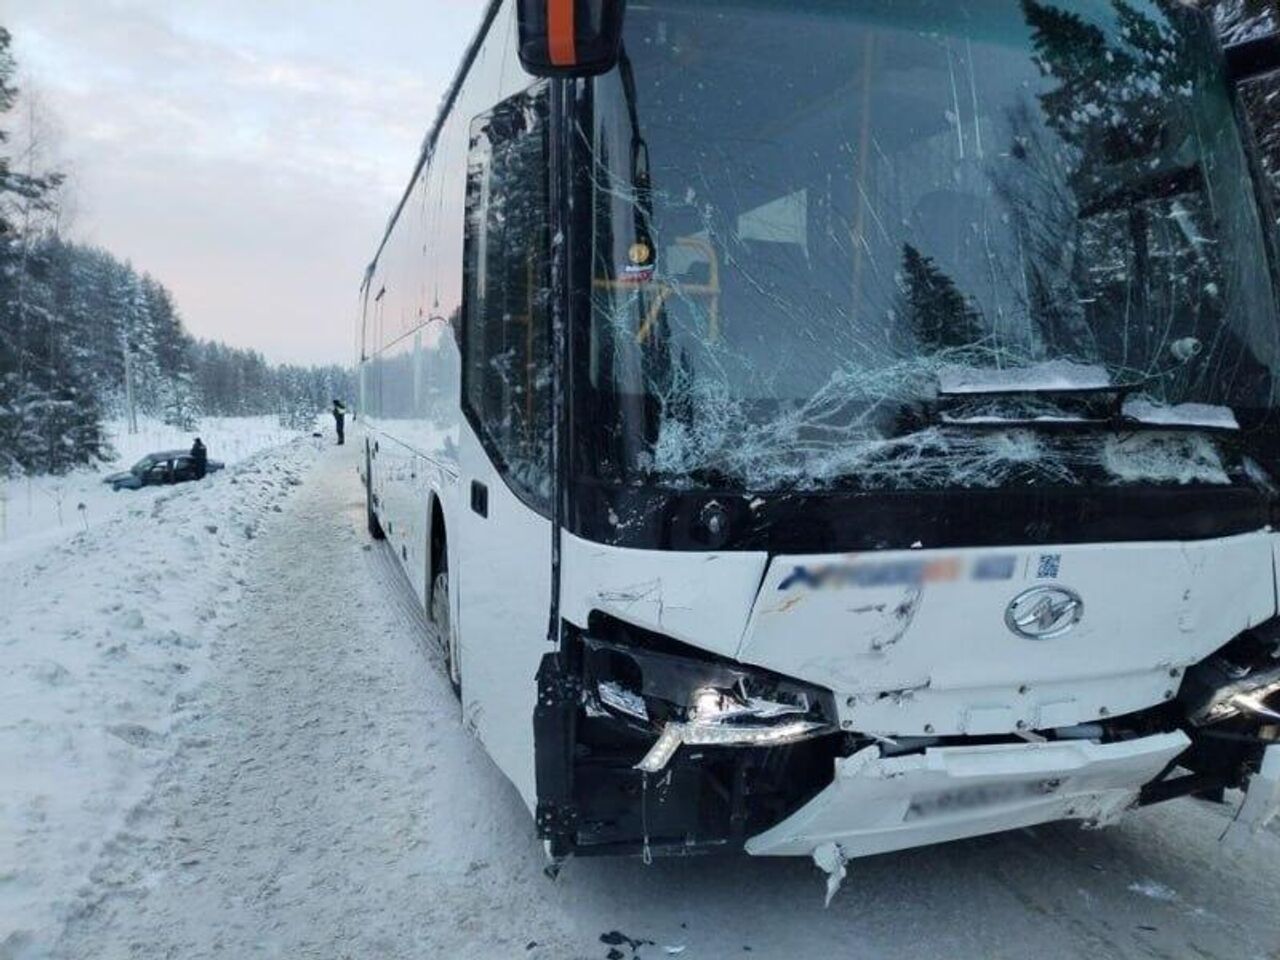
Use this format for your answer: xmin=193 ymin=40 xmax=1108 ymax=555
xmin=0 ymin=416 xmax=312 ymax=561
xmin=0 ymin=435 xmax=324 ymax=957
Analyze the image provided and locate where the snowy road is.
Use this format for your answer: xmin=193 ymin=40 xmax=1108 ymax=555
xmin=11 ymin=442 xmax=1280 ymax=959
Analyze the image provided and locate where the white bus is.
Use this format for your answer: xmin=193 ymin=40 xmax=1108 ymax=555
xmin=358 ymin=0 xmax=1280 ymax=871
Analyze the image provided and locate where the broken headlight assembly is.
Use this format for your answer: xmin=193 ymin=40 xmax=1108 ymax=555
xmin=1181 ymin=620 xmax=1280 ymax=729
xmin=1184 ymin=658 xmax=1280 ymax=726
xmin=582 ymin=634 xmax=840 ymax=774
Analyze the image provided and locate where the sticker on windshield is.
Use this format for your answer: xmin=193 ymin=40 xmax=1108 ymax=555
xmin=620 ymin=241 xmax=655 ymax=283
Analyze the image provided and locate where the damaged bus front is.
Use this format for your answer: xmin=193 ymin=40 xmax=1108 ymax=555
xmin=528 ymin=0 xmax=1280 ymax=868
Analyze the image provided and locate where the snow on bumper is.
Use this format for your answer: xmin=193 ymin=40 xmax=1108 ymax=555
xmin=745 ymin=731 xmax=1189 ymax=859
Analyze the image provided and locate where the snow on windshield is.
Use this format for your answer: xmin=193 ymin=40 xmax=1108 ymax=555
xmin=643 ymin=351 xmax=1232 ymax=490
xmin=937 ymin=360 xmax=1112 ymax=395
xmin=1121 ymin=397 xmax=1240 ymax=430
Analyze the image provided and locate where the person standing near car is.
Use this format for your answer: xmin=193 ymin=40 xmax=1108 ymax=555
xmin=191 ymin=437 xmax=208 ymax=479
xmin=332 ymin=400 xmax=347 ymax=446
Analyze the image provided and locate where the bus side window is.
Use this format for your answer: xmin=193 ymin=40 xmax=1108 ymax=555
xmin=462 ymin=84 xmax=554 ymax=511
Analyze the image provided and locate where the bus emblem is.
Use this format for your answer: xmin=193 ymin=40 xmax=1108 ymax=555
xmin=1005 ymin=586 xmax=1084 ymax=640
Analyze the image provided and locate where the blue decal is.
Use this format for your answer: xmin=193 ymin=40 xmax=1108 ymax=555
xmin=973 ymin=555 xmax=1017 ymax=581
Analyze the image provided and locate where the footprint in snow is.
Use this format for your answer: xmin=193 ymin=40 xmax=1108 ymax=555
xmin=144 ymin=630 xmax=198 ymax=650
xmin=114 ymin=609 xmax=144 ymax=631
xmin=106 ymin=723 xmax=165 ymax=749
xmin=31 ymin=661 xmax=73 ymax=687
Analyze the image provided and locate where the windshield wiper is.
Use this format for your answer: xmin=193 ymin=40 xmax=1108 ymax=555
xmin=934 ymin=361 xmax=1240 ymax=434
xmin=934 ymin=385 xmax=1240 ymax=434
xmin=937 ymin=412 xmax=1239 ymax=435
xmin=936 ymin=361 xmax=1137 ymax=400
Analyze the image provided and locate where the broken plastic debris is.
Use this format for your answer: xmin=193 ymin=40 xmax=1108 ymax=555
xmin=1231 ymin=692 xmax=1280 ymax=723
xmin=812 ymin=842 xmax=848 ymax=908
xmin=1221 ymin=744 xmax=1280 ymax=851
xmin=599 ymin=930 xmax=655 ymax=956
xmin=598 ymin=680 xmax=649 ymax=721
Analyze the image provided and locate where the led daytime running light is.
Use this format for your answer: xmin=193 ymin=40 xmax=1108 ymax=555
xmin=635 ymin=716 xmax=832 ymax=774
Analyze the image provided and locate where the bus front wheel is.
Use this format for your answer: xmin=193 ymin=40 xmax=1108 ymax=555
xmin=431 ymin=562 xmax=461 ymax=699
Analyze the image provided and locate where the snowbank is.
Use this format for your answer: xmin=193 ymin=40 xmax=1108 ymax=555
xmin=0 ymin=416 xmax=314 ymax=561
xmin=0 ymin=436 xmax=323 ymax=955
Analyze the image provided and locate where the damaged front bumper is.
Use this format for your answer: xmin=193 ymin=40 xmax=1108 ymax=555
xmin=536 ymin=613 xmax=1280 ymax=863
xmin=744 ymin=732 xmax=1189 ymax=859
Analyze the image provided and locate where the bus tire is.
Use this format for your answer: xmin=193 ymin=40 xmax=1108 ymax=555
xmin=366 ymin=446 xmax=385 ymax=540
xmin=431 ymin=557 xmax=461 ymax=699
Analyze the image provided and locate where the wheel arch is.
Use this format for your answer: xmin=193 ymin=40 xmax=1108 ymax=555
xmin=427 ymin=489 xmax=449 ymax=596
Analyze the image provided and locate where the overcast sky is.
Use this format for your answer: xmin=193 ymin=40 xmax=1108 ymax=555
xmin=4 ymin=1 xmax=484 ymax=366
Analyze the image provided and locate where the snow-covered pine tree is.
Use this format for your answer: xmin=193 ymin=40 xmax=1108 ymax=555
xmin=899 ymin=243 xmax=985 ymax=355
xmin=102 ymin=260 xmax=155 ymax=433
xmin=141 ymin=273 xmax=200 ymax=426
xmin=0 ymin=28 xmax=104 ymax=476
xmin=1 ymin=29 xmax=354 ymax=471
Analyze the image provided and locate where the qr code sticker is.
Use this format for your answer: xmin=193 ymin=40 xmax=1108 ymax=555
xmin=1037 ymin=554 xmax=1062 ymax=579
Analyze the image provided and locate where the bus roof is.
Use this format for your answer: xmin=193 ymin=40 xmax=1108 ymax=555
xmin=362 ymin=0 xmax=505 ymax=295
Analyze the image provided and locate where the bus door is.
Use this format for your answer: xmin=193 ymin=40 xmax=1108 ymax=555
xmin=456 ymin=83 xmax=555 ymax=807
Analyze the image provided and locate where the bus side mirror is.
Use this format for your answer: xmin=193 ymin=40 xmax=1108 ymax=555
xmin=516 ymin=0 xmax=626 ymax=78
xmin=1225 ymin=33 xmax=1280 ymax=85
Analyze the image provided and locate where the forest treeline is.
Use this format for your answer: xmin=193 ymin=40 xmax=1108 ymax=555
xmin=0 ymin=28 xmax=351 ymax=476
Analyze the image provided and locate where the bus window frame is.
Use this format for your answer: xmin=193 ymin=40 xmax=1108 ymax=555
xmin=460 ymin=79 xmax=557 ymax=518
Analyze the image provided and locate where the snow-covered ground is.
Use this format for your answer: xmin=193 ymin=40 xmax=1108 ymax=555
xmin=3 ymin=440 xmax=1279 ymax=960
xmin=0 ymin=416 xmax=313 ymax=562
xmin=1 ymin=434 xmax=328 ymax=959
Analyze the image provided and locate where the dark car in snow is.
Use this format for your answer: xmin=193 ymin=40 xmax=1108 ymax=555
xmin=102 ymin=450 xmax=224 ymax=491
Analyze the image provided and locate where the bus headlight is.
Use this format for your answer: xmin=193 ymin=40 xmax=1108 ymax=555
xmin=582 ymin=635 xmax=838 ymax=773
xmin=635 ymin=696 xmax=835 ymax=773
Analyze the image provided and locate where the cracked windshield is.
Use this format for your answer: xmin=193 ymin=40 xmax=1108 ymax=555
xmin=586 ymin=0 xmax=1280 ymax=491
